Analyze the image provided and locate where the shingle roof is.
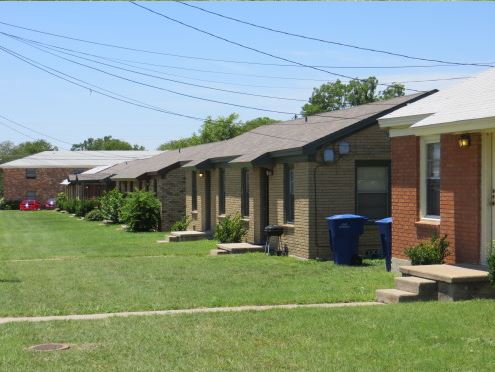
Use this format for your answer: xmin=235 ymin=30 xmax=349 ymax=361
xmin=110 ymin=142 xmax=220 ymax=180
xmin=380 ymin=68 xmax=495 ymax=128
xmin=0 ymin=151 xmax=163 ymax=169
xmin=186 ymin=92 xmax=433 ymax=166
xmin=101 ymin=92 xmax=432 ymax=179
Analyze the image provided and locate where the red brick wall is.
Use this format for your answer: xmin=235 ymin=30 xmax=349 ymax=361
xmin=439 ymin=133 xmax=481 ymax=264
xmin=2 ymin=168 xmax=85 ymax=202
xmin=391 ymin=136 xmax=437 ymax=260
xmin=390 ymin=134 xmax=481 ymax=264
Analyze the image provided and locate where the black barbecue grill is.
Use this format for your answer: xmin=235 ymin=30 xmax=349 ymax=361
xmin=264 ymin=225 xmax=285 ymax=255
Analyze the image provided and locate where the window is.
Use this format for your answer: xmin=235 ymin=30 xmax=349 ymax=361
xmin=153 ymin=178 xmax=158 ymax=194
xmin=356 ymin=162 xmax=390 ymax=220
xmin=26 ymin=191 xmax=37 ymax=199
xmin=26 ymin=168 xmax=37 ymax=179
xmin=284 ymin=164 xmax=295 ymax=223
xmin=219 ymin=168 xmax=226 ymax=215
xmin=129 ymin=181 xmax=134 ymax=192
xmin=191 ymin=171 xmax=197 ymax=210
xmin=241 ymin=168 xmax=249 ymax=217
xmin=425 ymin=141 xmax=441 ymax=217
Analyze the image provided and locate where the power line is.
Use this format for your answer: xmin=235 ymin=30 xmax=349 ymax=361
xmin=2 ymin=32 xmax=306 ymax=102
xmin=0 ymin=19 xmax=488 ymax=70
xmin=129 ymin=1 xmax=425 ymax=93
xmin=2 ymin=31 xmax=472 ymax=88
xmin=176 ymin=0 xmax=495 ymax=68
xmin=2 ymin=37 xmax=300 ymax=115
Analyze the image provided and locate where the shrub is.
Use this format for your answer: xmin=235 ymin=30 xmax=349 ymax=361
xmin=488 ymin=242 xmax=495 ymax=286
xmin=85 ymin=209 xmax=104 ymax=221
xmin=56 ymin=192 xmax=68 ymax=211
xmin=119 ymin=190 xmax=161 ymax=232
xmin=171 ymin=216 xmax=192 ymax=232
xmin=405 ymin=234 xmax=450 ymax=265
xmin=99 ymin=189 xmax=125 ymax=223
xmin=214 ymin=214 xmax=247 ymax=243
xmin=0 ymin=198 xmax=22 ymax=210
xmin=74 ymin=199 xmax=98 ymax=217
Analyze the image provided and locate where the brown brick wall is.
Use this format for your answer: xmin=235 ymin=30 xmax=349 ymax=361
xmin=184 ymin=123 xmax=391 ymax=260
xmin=390 ymin=134 xmax=481 ymax=265
xmin=157 ymin=168 xmax=186 ymax=231
xmin=3 ymin=168 xmax=87 ymax=202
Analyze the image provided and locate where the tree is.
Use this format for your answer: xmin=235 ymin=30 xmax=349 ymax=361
xmin=301 ymin=77 xmax=405 ymax=116
xmin=157 ymin=114 xmax=278 ymax=150
xmin=71 ymin=136 xmax=144 ymax=151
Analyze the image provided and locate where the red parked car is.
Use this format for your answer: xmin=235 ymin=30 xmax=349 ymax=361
xmin=19 ymin=199 xmax=41 ymax=211
xmin=44 ymin=198 xmax=57 ymax=209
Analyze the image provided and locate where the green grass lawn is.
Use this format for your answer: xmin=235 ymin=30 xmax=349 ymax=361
xmin=0 ymin=210 xmax=210 ymax=260
xmin=1 ymin=301 xmax=495 ymax=371
xmin=0 ymin=210 xmax=394 ymax=316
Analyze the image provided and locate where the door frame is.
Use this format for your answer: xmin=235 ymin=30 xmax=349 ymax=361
xmin=480 ymin=132 xmax=494 ymax=264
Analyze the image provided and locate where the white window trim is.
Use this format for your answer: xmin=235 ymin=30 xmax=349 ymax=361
xmin=420 ymin=135 xmax=441 ymax=221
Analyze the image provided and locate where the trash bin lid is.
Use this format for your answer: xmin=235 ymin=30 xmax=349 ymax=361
xmin=325 ymin=214 xmax=367 ymax=220
xmin=375 ymin=217 xmax=393 ymax=224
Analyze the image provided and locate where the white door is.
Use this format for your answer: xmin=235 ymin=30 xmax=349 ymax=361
xmin=481 ymin=133 xmax=495 ymax=264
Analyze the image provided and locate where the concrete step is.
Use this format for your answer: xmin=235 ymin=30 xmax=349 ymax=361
xmin=376 ymin=289 xmax=419 ymax=304
xmin=169 ymin=231 xmax=209 ymax=242
xmin=209 ymin=249 xmax=230 ymax=256
xmin=395 ymin=276 xmax=437 ymax=298
xmin=216 ymin=243 xmax=264 ymax=253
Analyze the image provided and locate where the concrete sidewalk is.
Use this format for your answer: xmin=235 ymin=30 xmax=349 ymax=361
xmin=0 ymin=302 xmax=383 ymax=325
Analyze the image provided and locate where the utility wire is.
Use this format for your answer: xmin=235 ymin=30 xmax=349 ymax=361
xmin=129 ymin=1 xmax=425 ymax=93
xmin=1 ymin=31 xmax=472 ymax=88
xmin=2 ymin=32 xmax=306 ymax=102
xmin=176 ymin=0 xmax=495 ymax=68
xmin=3 ymin=36 xmax=300 ymax=115
xmin=0 ymin=19 xmax=488 ymax=69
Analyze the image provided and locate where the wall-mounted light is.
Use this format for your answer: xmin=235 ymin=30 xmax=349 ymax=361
xmin=323 ymin=148 xmax=335 ymax=162
xmin=338 ymin=141 xmax=350 ymax=155
xmin=458 ymin=134 xmax=471 ymax=148
xmin=265 ymin=169 xmax=273 ymax=176
xmin=198 ymin=171 xmax=205 ymax=178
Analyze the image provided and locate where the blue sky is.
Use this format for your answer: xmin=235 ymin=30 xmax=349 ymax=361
xmin=0 ymin=1 xmax=494 ymax=150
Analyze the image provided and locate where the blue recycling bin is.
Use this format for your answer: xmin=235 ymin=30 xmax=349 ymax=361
xmin=325 ymin=214 xmax=367 ymax=265
xmin=376 ymin=217 xmax=393 ymax=272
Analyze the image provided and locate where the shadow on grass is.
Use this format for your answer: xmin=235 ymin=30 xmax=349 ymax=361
xmin=0 ymin=278 xmax=21 ymax=283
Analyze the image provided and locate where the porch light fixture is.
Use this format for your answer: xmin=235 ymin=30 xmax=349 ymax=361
xmin=198 ymin=171 xmax=205 ymax=178
xmin=458 ymin=134 xmax=471 ymax=148
xmin=265 ymin=169 xmax=273 ymax=176
xmin=338 ymin=141 xmax=350 ymax=155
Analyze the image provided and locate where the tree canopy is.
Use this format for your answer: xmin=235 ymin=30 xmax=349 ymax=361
xmin=301 ymin=77 xmax=405 ymax=116
xmin=158 ymin=114 xmax=278 ymax=150
xmin=71 ymin=136 xmax=145 ymax=151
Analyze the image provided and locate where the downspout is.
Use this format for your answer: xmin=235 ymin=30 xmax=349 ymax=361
xmin=313 ymin=164 xmax=331 ymax=259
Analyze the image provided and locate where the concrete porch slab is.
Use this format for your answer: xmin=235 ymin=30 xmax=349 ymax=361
xmin=216 ymin=242 xmax=264 ymax=254
xmin=400 ymin=264 xmax=490 ymax=284
xmin=168 ymin=231 xmax=209 ymax=242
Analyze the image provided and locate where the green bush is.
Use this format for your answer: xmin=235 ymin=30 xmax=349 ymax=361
xmin=171 ymin=216 xmax=192 ymax=232
xmin=99 ymin=189 xmax=125 ymax=223
xmin=405 ymin=234 xmax=450 ymax=265
xmin=0 ymin=198 xmax=22 ymax=210
xmin=56 ymin=192 xmax=67 ymax=211
xmin=74 ymin=199 xmax=99 ymax=217
xmin=120 ymin=190 xmax=161 ymax=232
xmin=214 ymin=214 xmax=247 ymax=243
xmin=85 ymin=209 xmax=104 ymax=221
xmin=488 ymin=242 xmax=495 ymax=286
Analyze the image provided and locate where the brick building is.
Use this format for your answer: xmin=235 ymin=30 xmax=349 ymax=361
xmin=379 ymin=67 xmax=495 ymax=268
xmin=99 ymin=143 xmax=220 ymax=231
xmin=182 ymin=93 xmax=433 ymax=260
xmin=0 ymin=151 xmax=161 ymax=203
